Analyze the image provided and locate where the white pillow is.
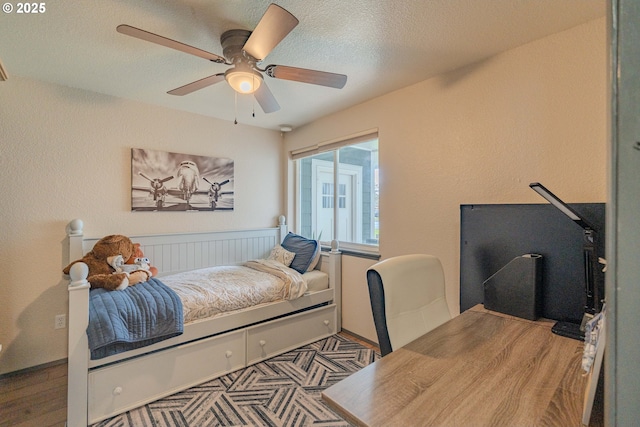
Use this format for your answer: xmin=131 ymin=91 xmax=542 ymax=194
xmin=267 ymin=245 xmax=295 ymax=267
xmin=306 ymin=243 xmax=321 ymax=272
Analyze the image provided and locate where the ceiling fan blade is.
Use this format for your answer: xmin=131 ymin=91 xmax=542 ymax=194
xmin=254 ymin=82 xmax=280 ymax=113
xmin=117 ymin=24 xmax=227 ymax=64
xmin=167 ymin=74 xmax=225 ymax=96
xmin=265 ymin=65 xmax=347 ymax=89
xmin=243 ymin=4 xmax=299 ymax=60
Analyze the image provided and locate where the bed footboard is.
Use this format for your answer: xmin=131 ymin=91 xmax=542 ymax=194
xmin=322 ymin=239 xmax=342 ymax=331
xmin=67 ymin=221 xmax=91 ymax=427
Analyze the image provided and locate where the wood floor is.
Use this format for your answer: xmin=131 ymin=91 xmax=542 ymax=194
xmin=0 ymin=360 xmax=67 ymax=427
xmin=0 ymin=331 xmax=376 ymax=427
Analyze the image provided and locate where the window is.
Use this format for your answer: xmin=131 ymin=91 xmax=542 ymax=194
xmin=293 ymin=131 xmax=379 ymax=248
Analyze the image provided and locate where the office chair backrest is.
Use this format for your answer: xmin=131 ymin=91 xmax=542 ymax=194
xmin=367 ymin=254 xmax=451 ymax=356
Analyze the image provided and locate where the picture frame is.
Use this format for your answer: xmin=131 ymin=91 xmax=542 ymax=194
xmin=131 ymin=148 xmax=234 ymax=211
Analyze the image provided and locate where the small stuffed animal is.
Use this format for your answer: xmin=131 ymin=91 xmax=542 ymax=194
xmin=126 ymin=243 xmax=158 ymax=278
xmin=63 ymin=234 xmax=149 ymax=291
xmin=107 ymin=254 xmax=152 ymax=279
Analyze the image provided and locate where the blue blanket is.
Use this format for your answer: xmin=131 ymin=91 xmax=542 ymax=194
xmin=87 ymin=278 xmax=183 ymax=360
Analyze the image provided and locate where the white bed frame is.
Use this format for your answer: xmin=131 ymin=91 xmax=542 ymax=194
xmin=66 ymin=216 xmax=342 ymax=426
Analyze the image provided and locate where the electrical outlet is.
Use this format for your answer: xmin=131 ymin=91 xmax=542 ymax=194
xmin=55 ymin=314 xmax=66 ymax=329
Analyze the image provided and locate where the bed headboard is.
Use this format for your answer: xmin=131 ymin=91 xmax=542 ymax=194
xmin=68 ymin=216 xmax=288 ymax=277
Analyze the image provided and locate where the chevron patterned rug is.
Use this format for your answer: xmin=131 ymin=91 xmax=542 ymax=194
xmin=92 ymin=335 xmax=379 ymax=427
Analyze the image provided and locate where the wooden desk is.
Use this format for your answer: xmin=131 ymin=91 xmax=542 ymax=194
xmin=323 ymin=305 xmax=601 ymax=427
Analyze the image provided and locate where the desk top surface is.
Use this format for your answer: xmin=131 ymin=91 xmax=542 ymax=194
xmin=322 ymin=305 xmax=593 ymax=427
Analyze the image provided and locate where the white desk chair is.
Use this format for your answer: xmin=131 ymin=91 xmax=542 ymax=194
xmin=367 ymin=254 xmax=452 ymax=356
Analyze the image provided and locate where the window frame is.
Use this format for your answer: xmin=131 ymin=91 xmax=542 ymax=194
xmin=292 ymin=130 xmax=379 ymax=252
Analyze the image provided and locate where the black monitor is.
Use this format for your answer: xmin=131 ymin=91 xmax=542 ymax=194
xmin=460 ymin=198 xmax=605 ymax=340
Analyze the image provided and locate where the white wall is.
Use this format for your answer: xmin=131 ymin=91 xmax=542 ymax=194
xmin=341 ymin=256 xmax=378 ymax=342
xmin=0 ymin=77 xmax=283 ymax=375
xmin=285 ymin=18 xmax=607 ymax=323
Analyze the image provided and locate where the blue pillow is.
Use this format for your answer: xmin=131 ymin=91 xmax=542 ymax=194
xmin=281 ymin=232 xmax=319 ymax=274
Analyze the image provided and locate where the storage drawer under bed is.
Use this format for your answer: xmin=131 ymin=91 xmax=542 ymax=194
xmin=88 ymin=328 xmax=246 ymax=424
xmin=247 ymin=304 xmax=337 ymax=365
xmin=87 ymin=304 xmax=337 ymax=423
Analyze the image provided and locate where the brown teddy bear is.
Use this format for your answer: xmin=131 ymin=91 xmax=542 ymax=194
xmin=63 ymin=234 xmax=150 ymax=291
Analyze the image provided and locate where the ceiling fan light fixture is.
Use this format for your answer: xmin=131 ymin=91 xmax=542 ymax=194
xmin=225 ymin=67 xmax=262 ymax=94
xmin=117 ymin=3 xmax=346 ymax=115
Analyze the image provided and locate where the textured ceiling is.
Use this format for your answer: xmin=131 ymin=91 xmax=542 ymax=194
xmin=0 ymin=0 xmax=606 ymax=130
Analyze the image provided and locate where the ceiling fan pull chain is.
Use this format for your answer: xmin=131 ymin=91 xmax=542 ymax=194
xmin=234 ymin=92 xmax=238 ymax=125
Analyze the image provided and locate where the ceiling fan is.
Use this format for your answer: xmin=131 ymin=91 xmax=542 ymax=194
xmin=116 ymin=3 xmax=347 ymax=114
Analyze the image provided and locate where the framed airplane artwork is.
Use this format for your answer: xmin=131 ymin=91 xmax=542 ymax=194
xmin=131 ymin=148 xmax=234 ymax=211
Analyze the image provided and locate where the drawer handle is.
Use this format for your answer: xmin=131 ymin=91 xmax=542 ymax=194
xmin=259 ymin=340 xmax=266 ymax=347
xmin=225 ymin=350 xmax=233 ymax=358
xmin=323 ymin=320 xmax=330 ymax=326
xmin=113 ymin=386 xmax=123 ymax=396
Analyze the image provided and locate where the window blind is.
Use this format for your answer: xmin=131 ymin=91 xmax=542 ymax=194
xmin=290 ymin=128 xmax=378 ymax=160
